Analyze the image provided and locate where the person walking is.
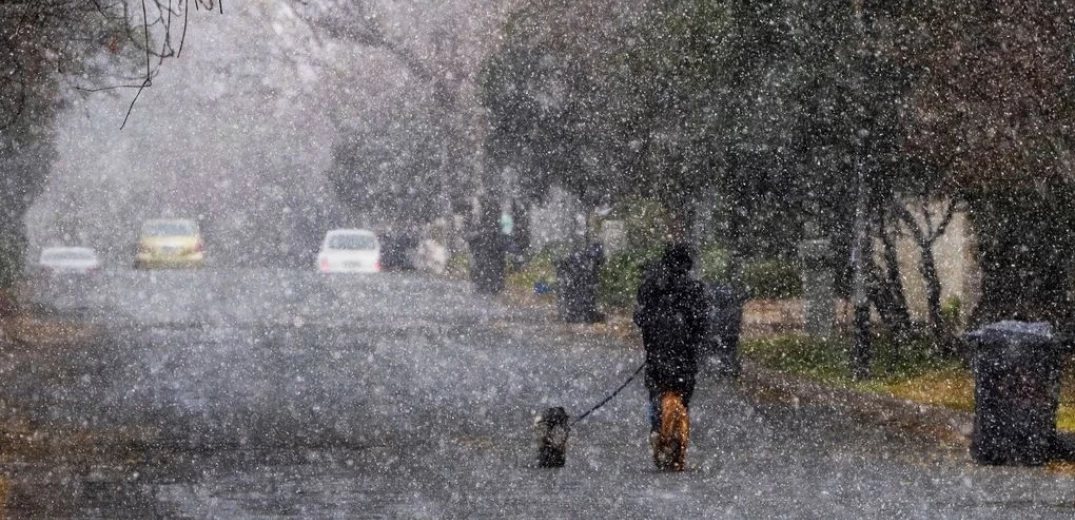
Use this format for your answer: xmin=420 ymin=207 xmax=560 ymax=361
xmin=633 ymin=243 xmax=709 ymax=469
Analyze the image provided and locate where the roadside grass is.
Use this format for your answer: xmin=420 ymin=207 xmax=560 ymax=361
xmin=742 ymin=333 xmax=1075 ymax=432
xmin=505 ymin=248 xmax=557 ymax=295
xmin=0 ymin=314 xmax=98 ymax=345
xmin=444 ymin=253 xmax=471 ymax=280
xmin=503 ymin=249 xmax=558 ymax=309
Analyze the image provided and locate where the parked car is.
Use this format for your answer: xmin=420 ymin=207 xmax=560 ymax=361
xmin=38 ymin=246 xmax=101 ymax=275
xmin=317 ymin=229 xmax=381 ymax=273
xmin=135 ymin=218 xmax=205 ymax=269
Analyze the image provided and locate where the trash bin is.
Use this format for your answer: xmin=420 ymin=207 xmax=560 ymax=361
xmin=966 ymin=321 xmax=1064 ymax=466
xmin=380 ymin=231 xmax=418 ymax=271
xmin=467 ymin=229 xmax=506 ymax=294
xmin=556 ymin=244 xmax=604 ymax=323
xmin=702 ymin=283 xmax=746 ymax=377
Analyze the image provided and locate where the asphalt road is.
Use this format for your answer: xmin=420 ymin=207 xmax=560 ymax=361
xmin=3 ymin=268 xmax=1073 ymax=518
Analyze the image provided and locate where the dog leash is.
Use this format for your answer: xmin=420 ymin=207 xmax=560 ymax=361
xmin=570 ymin=362 xmax=646 ymax=427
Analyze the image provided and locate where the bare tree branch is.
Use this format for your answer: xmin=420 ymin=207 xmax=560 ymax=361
xmin=0 ymin=0 xmax=222 ymax=129
xmin=120 ymin=77 xmax=152 ymax=129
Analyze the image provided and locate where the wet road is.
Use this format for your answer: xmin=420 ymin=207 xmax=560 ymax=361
xmin=3 ymin=269 xmax=1074 ymax=518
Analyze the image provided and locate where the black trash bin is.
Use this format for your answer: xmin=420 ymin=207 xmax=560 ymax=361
xmin=702 ymin=283 xmax=746 ymax=377
xmin=967 ymin=321 xmax=1063 ymax=466
xmin=467 ymin=230 xmax=506 ymax=294
xmin=555 ymin=244 xmax=604 ymax=324
xmin=380 ymin=231 xmax=418 ymax=271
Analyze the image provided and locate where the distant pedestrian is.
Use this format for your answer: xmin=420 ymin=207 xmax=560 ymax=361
xmin=633 ymin=243 xmax=708 ymax=467
xmin=556 ymin=241 xmax=605 ymax=323
xmin=465 ymin=200 xmax=507 ymax=294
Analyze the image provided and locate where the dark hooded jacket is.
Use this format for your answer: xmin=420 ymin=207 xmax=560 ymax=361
xmin=633 ymin=244 xmax=709 ymax=393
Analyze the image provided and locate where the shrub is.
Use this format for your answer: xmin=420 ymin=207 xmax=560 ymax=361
xmin=598 ymin=246 xmax=662 ymax=309
xmin=445 ymin=252 xmax=470 ymax=279
xmin=597 ymin=248 xmax=802 ymax=308
xmin=506 ymin=246 xmax=558 ymax=293
xmin=742 ymin=259 xmax=802 ymax=299
xmin=696 ymin=246 xmax=729 ymax=283
xmin=519 ymin=241 xmax=803 ymax=311
xmin=615 ymin=197 xmax=670 ymax=249
xmin=941 ymin=295 xmax=963 ymax=329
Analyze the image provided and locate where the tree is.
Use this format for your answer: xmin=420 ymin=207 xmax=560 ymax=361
xmin=894 ymin=197 xmax=960 ymax=352
xmin=905 ymin=1 xmax=1075 ymax=327
xmin=295 ymin=0 xmax=513 ymax=231
xmin=485 ymin=0 xmax=1075 ymax=353
xmin=481 ymin=0 xmax=645 ymax=214
xmin=326 ymin=114 xmax=442 ymax=227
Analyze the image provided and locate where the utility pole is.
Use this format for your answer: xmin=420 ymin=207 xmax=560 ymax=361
xmin=849 ymin=0 xmax=871 ymax=380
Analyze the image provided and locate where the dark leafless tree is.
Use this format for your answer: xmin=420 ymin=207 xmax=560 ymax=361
xmin=894 ymin=197 xmax=960 ymax=354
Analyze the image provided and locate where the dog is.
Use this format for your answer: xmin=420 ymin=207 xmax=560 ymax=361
xmin=535 ymin=407 xmax=571 ymax=468
xmin=652 ymin=392 xmax=690 ymax=471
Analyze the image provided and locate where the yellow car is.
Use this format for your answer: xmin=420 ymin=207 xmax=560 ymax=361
xmin=134 ymin=219 xmax=205 ymax=269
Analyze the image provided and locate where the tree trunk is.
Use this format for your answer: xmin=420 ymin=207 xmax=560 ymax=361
xmin=850 ymin=166 xmax=872 ymax=380
xmin=917 ymin=246 xmax=952 ymax=354
xmin=872 ymin=211 xmax=912 ymax=340
xmin=466 ymin=196 xmax=506 ymax=294
xmin=582 ymin=204 xmax=596 ymax=245
xmin=513 ymin=200 xmax=531 ymax=256
xmin=966 ymin=188 xmax=1075 ymax=329
xmin=0 ymin=225 xmax=27 ymax=290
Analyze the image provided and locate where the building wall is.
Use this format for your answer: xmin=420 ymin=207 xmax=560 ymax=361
xmin=888 ymin=203 xmax=980 ymax=325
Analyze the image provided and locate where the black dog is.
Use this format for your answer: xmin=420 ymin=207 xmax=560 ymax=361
xmin=536 ymin=407 xmax=570 ymax=468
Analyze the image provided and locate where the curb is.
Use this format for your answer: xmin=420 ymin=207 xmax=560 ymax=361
xmin=734 ymin=359 xmax=975 ymax=448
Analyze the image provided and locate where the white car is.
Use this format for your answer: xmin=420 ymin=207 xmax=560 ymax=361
xmin=38 ymin=246 xmax=102 ymax=275
xmin=317 ymin=229 xmax=381 ymax=273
